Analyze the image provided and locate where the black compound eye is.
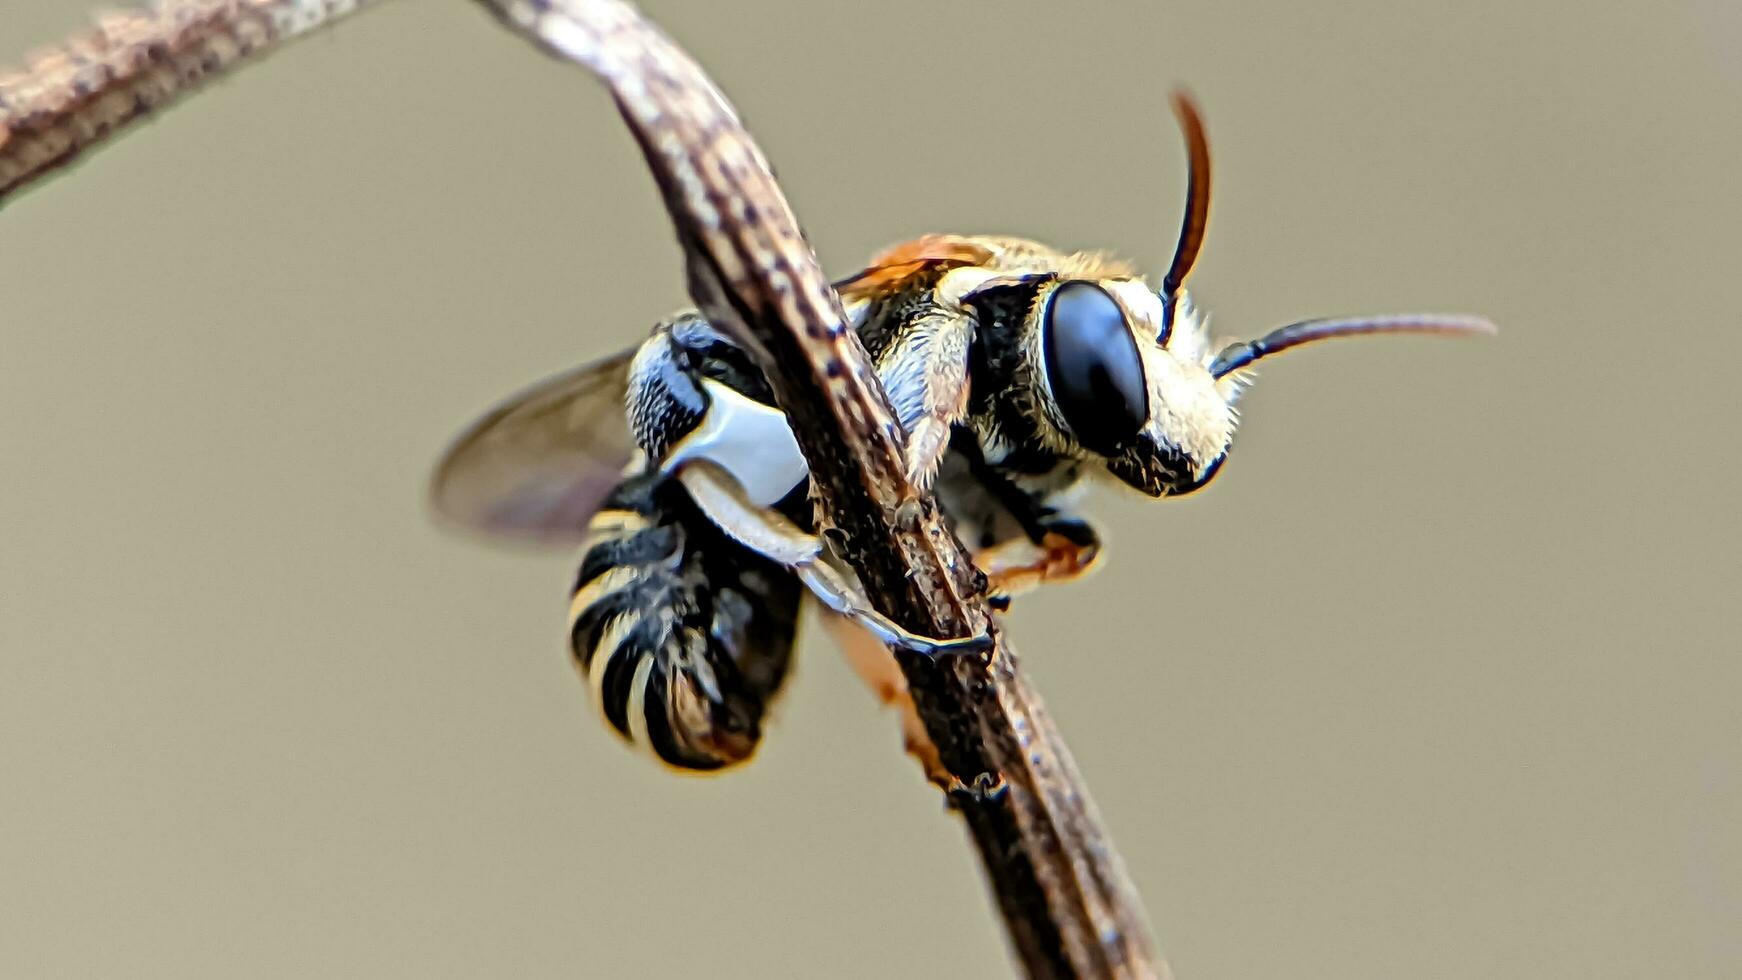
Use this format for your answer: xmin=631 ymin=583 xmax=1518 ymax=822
xmin=1041 ymin=281 xmax=1149 ymax=455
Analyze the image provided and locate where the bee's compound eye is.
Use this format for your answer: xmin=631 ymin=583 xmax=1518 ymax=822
xmin=1042 ymin=281 xmax=1150 ymax=455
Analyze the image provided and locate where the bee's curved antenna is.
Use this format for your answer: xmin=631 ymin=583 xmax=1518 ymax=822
xmin=1161 ymin=90 xmax=1212 ymax=325
xmin=1209 ymin=314 xmax=1498 ymax=379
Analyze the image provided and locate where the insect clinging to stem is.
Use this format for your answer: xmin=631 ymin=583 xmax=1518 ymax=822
xmin=429 ymin=92 xmax=1496 ymax=772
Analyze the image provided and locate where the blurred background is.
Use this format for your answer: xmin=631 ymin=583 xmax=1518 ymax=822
xmin=2 ymin=1 xmax=1737 ymax=977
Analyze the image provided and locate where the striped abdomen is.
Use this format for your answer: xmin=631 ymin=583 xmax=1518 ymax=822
xmin=568 ymin=470 xmax=801 ymax=770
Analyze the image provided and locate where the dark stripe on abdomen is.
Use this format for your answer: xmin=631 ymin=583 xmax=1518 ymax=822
xmin=567 ymin=470 xmax=800 ymax=771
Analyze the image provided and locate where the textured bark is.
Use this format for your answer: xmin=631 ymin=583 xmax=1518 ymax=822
xmin=2 ymin=2 xmax=1169 ymax=976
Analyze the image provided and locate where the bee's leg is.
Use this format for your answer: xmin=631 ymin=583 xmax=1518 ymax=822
xmin=876 ymin=305 xmax=974 ymax=494
xmin=878 ymin=267 xmax=1051 ymax=492
xmin=676 ymin=461 xmax=991 ymax=659
xmin=877 ymin=264 xmax=1052 ymax=494
xmin=879 ymin=263 xmax=1037 ymax=494
xmin=794 ymin=560 xmax=992 ymax=659
xmin=823 ymin=611 xmax=1007 ymax=799
xmin=818 ymin=612 xmax=952 ymax=788
xmin=974 ymin=515 xmax=1104 ymax=599
xmin=948 ymin=429 xmax=1104 ymax=599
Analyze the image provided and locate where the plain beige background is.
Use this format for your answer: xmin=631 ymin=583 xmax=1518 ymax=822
xmin=3 ymin=1 xmax=1737 ymax=977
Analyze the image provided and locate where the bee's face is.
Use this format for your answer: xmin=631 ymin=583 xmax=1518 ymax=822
xmin=1026 ymin=278 xmax=1236 ymax=498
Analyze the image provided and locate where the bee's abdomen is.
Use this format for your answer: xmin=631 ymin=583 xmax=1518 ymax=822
xmin=568 ymin=471 xmax=800 ymax=771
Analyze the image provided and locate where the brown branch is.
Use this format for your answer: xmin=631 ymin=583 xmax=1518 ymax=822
xmin=3 ymin=1 xmax=1169 ymax=975
xmin=0 ymin=0 xmax=389 ymax=206
xmin=475 ymin=3 xmax=1167 ymax=976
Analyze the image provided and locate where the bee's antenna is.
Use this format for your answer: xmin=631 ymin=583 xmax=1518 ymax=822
xmin=1209 ymin=314 xmax=1498 ymax=379
xmin=1161 ymin=90 xmax=1211 ymax=317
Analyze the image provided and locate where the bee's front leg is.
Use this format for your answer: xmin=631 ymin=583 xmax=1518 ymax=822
xmin=880 ymin=265 xmax=1052 ymax=494
xmin=975 ymin=513 xmax=1104 ymax=601
xmin=877 ymin=266 xmax=1055 ymax=494
xmin=950 ymin=431 xmax=1105 ymax=600
xmin=876 ymin=303 xmax=975 ymax=495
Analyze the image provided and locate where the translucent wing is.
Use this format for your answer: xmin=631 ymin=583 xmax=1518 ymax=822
xmin=429 ymin=347 xmax=640 ymax=547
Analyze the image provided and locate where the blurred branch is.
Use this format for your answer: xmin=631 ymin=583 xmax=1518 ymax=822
xmin=0 ymin=1 xmax=390 ymax=207
xmin=476 ymin=2 xmax=1167 ymax=976
xmin=3 ymin=1 xmax=1169 ymax=975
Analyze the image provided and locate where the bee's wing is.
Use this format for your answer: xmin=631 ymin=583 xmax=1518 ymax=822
xmin=429 ymin=347 xmax=641 ymax=547
xmin=832 ymin=234 xmax=997 ymax=301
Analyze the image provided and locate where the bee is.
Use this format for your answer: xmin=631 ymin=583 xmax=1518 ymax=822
xmin=429 ymin=94 xmax=1494 ymax=772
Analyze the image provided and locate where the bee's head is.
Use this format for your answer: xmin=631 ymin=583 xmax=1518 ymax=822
xmin=1030 ymin=92 xmax=1494 ymax=499
xmin=1027 ymin=276 xmax=1233 ymax=496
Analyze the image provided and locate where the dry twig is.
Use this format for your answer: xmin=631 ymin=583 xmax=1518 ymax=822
xmin=2 ymin=3 xmax=1168 ymax=976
